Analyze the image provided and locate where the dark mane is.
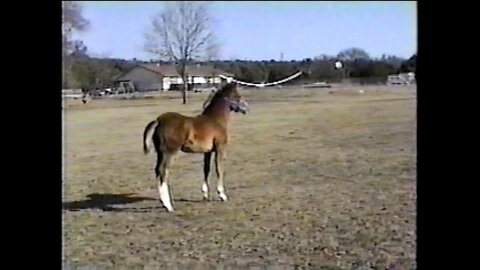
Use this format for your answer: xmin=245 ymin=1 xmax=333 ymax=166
xmin=215 ymin=82 xmax=237 ymax=97
xmin=202 ymin=82 xmax=237 ymax=114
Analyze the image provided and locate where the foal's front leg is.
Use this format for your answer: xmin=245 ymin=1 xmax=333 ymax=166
xmin=202 ymin=152 xmax=212 ymax=200
xmin=215 ymin=146 xmax=228 ymax=201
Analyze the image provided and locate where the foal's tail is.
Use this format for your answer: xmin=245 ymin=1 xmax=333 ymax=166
xmin=143 ymin=120 xmax=159 ymax=155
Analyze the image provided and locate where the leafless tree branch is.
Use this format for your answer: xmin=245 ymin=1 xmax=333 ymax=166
xmin=144 ymin=1 xmax=219 ymax=104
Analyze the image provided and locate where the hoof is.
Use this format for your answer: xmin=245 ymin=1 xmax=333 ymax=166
xmin=161 ymin=202 xmax=174 ymax=212
xmin=219 ymin=193 xmax=228 ymax=202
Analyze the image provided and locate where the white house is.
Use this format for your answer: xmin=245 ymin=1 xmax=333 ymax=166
xmin=114 ymin=63 xmax=235 ymax=91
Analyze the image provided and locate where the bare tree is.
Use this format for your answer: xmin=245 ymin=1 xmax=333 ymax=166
xmin=337 ymin=47 xmax=370 ymax=61
xmin=62 ymin=1 xmax=89 ymax=53
xmin=145 ymin=1 xmax=219 ymax=104
xmin=62 ymin=1 xmax=90 ymax=88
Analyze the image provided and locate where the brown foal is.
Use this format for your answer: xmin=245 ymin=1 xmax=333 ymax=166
xmin=142 ymin=82 xmax=249 ymax=212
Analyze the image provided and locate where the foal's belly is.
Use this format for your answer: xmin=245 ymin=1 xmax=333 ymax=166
xmin=180 ymin=142 xmax=213 ymax=153
xmin=178 ymin=119 xmax=219 ymax=153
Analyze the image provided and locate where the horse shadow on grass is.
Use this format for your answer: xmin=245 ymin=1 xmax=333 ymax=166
xmin=62 ymin=193 xmax=160 ymax=212
xmin=62 ymin=193 xmax=210 ymax=213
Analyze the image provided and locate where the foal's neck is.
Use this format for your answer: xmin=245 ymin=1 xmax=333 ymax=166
xmin=202 ymin=97 xmax=231 ymax=125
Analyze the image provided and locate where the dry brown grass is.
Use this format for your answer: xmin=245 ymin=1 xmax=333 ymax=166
xmin=63 ymin=85 xmax=416 ymax=270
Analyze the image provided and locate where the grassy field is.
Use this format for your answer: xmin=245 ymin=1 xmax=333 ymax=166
xmin=63 ymin=85 xmax=416 ymax=269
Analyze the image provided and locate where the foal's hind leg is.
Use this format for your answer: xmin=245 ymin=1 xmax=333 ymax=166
xmin=214 ymin=146 xmax=228 ymax=201
xmin=155 ymin=151 xmax=176 ymax=212
xmin=202 ymin=152 xmax=213 ymax=201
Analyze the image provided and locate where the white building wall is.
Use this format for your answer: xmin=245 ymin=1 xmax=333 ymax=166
xmin=192 ymin=77 xmax=208 ymax=84
xmin=162 ymin=80 xmax=170 ymax=91
xmin=162 ymin=75 xmax=234 ymax=90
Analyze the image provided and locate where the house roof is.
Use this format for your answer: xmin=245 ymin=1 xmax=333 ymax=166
xmin=139 ymin=64 xmax=234 ymax=77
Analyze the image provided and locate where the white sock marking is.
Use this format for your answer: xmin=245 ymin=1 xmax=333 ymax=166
xmin=217 ymin=186 xmax=228 ymax=201
xmin=202 ymin=183 xmax=209 ymax=199
xmin=159 ymin=182 xmax=174 ymax=212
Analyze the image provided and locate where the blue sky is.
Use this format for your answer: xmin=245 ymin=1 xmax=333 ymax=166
xmin=73 ymin=1 xmax=417 ymax=61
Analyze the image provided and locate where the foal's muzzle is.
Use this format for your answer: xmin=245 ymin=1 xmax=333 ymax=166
xmin=227 ymin=98 xmax=250 ymax=114
xmin=236 ymin=100 xmax=250 ymax=114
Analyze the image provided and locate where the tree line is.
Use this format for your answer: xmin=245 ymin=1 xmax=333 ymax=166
xmin=62 ymin=51 xmax=416 ymax=89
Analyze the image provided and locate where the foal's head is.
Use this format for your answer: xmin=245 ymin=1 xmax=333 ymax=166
xmin=205 ymin=82 xmax=250 ymax=114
